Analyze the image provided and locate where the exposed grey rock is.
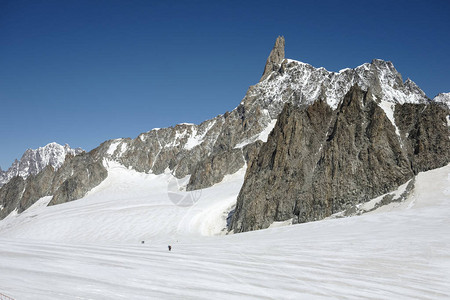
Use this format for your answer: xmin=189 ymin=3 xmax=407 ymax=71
xmin=404 ymin=78 xmax=427 ymax=99
xmin=373 ymin=177 xmax=416 ymax=210
xmin=18 ymin=165 xmax=56 ymax=213
xmin=0 ymin=176 xmax=26 ymax=219
xmin=0 ymin=168 xmax=5 ymax=187
xmin=230 ymin=85 xmax=449 ymax=233
xmin=0 ymin=37 xmax=444 ymax=222
xmin=242 ymin=141 xmax=264 ymax=164
xmin=187 ymin=148 xmax=245 ymax=191
xmin=0 ymin=151 xmax=107 ymax=219
xmin=395 ymin=102 xmax=450 ymax=173
xmin=0 ymin=143 xmax=84 ymax=187
xmin=260 ymin=36 xmax=285 ymax=81
xmin=0 ymin=164 xmax=56 ymax=219
xmin=50 ymin=153 xmax=108 ymax=206
xmin=333 ymin=176 xmax=416 ymax=218
xmin=343 ymin=204 xmax=360 ymax=217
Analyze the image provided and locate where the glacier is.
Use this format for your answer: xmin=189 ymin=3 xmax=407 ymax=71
xmin=0 ymin=162 xmax=448 ymax=299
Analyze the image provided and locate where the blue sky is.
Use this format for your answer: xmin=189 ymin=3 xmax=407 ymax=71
xmin=0 ymin=0 xmax=449 ymax=169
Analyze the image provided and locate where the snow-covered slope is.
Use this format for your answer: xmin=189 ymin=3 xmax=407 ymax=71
xmin=434 ymin=92 xmax=450 ymax=108
xmin=0 ymin=143 xmax=83 ymax=187
xmin=0 ymin=160 xmax=244 ymax=243
xmin=0 ymin=163 xmax=449 ymax=299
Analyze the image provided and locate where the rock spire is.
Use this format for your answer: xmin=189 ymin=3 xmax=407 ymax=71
xmin=260 ymin=36 xmax=285 ymax=81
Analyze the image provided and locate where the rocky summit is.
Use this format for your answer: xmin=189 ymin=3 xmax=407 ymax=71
xmin=260 ymin=36 xmax=285 ymax=81
xmin=1 ymin=37 xmax=448 ymax=231
xmin=0 ymin=143 xmax=84 ymax=187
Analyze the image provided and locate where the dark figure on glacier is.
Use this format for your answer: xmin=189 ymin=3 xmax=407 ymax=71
xmin=168 ymin=245 xmax=172 ymax=251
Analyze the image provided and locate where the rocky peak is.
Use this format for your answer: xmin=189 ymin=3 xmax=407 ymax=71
xmin=253 ymin=55 xmax=429 ymax=111
xmin=0 ymin=37 xmax=445 ymax=222
xmin=371 ymin=58 xmax=396 ymax=70
xmin=404 ymin=78 xmax=425 ymax=97
xmin=260 ymin=36 xmax=285 ymax=81
xmin=0 ymin=142 xmax=84 ymax=187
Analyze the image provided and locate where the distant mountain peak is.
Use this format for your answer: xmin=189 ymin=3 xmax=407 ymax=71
xmin=434 ymin=92 xmax=450 ymax=108
xmin=0 ymin=142 xmax=84 ymax=187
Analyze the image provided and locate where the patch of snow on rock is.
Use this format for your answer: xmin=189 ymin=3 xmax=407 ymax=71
xmin=378 ymin=100 xmax=401 ymax=137
xmin=107 ymin=140 xmax=121 ymax=155
xmin=235 ymin=119 xmax=277 ymax=148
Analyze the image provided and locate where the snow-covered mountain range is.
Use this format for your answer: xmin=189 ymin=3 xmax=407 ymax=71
xmin=0 ymin=36 xmax=449 ymax=299
xmin=0 ymin=36 xmax=448 ymax=222
xmin=0 ymin=143 xmax=83 ymax=187
xmin=0 ymin=152 xmax=448 ymax=299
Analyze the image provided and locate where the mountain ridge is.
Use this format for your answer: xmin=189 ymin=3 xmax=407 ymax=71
xmin=0 ymin=37 xmax=446 ymax=224
xmin=0 ymin=143 xmax=84 ymax=187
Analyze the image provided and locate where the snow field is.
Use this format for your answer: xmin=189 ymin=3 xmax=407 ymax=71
xmin=0 ymin=161 xmax=244 ymax=244
xmin=0 ymin=163 xmax=449 ymax=299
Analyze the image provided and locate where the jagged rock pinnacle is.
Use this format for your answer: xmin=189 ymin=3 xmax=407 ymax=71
xmin=260 ymin=36 xmax=285 ymax=81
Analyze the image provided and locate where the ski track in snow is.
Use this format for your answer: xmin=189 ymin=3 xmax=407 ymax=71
xmin=0 ymin=163 xmax=449 ymax=299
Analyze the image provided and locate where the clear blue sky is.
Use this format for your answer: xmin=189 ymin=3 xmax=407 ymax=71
xmin=1 ymin=0 xmax=449 ymax=169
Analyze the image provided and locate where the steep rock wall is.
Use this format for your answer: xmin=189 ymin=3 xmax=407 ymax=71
xmin=230 ymin=86 xmax=449 ymax=233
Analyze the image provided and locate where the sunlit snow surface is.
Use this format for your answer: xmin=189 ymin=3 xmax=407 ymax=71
xmin=0 ymin=163 xmax=449 ymax=299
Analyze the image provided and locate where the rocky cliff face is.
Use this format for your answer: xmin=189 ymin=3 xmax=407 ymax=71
xmin=0 ymin=150 xmax=108 ymax=219
xmin=0 ymin=37 xmax=442 ymax=222
xmin=230 ymin=86 xmax=450 ymax=233
xmin=260 ymin=36 xmax=285 ymax=81
xmin=0 ymin=143 xmax=84 ymax=187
